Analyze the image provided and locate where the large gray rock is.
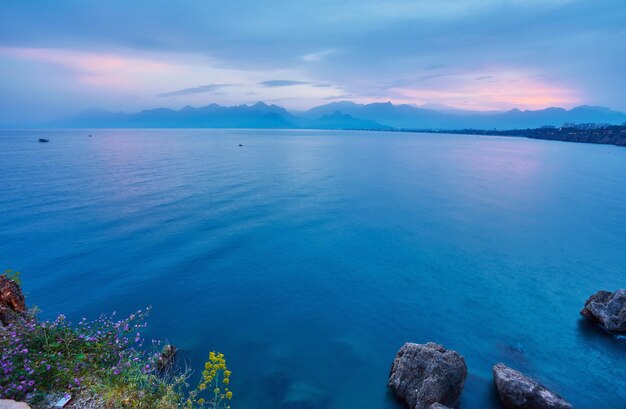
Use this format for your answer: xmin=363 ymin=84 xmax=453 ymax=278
xmin=580 ymin=289 xmax=626 ymax=333
xmin=493 ymin=364 xmax=573 ymax=409
xmin=429 ymin=404 xmax=452 ymax=409
xmin=388 ymin=342 xmax=467 ymax=409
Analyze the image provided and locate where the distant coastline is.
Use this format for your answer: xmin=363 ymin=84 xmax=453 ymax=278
xmin=3 ymin=100 xmax=626 ymax=147
xmin=4 ymin=101 xmax=626 ymax=133
xmin=4 ymin=124 xmax=626 ymax=148
xmin=403 ymin=124 xmax=626 ymax=147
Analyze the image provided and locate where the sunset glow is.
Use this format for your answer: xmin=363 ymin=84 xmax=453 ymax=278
xmin=0 ymin=0 xmax=623 ymax=122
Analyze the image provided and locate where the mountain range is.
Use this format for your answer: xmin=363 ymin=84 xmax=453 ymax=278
xmin=19 ymin=102 xmax=626 ymax=131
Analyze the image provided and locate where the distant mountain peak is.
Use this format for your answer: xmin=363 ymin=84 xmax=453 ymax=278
xmin=29 ymin=101 xmax=626 ymax=131
xmin=571 ymin=105 xmax=612 ymax=112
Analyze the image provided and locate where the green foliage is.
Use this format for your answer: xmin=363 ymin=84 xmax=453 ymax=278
xmin=0 ymin=272 xmax=232 ymax=408
xmin=0 ymin=308 xmax=184 ymax=407
xmin=0 ymin=310 xmax=226 ymax=408
xmin=3 ymin=269 xmax=21 ymax=285
xmin=185 ymin=352 xmax=233 ymax=409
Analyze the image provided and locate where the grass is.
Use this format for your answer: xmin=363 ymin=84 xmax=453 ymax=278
xmin=0 ymin=274 xmax=233 ymax=408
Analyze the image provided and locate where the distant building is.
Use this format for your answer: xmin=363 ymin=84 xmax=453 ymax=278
xmin=561 ymin=122 xmax=608 ymax=130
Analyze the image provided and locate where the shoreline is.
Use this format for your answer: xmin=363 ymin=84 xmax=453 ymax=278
xmin=2 ymin=125 xmax=625 ymax=148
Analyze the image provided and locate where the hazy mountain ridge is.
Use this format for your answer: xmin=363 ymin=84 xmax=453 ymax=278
xmin=22 ymin=101 xmax=626 ymax=131
xmin=304 ymin=102 xmax=626 ymax=129
xmin=47 ymin=102 xmax=298 ymax=129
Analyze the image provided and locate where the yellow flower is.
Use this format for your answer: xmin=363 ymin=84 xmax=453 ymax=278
xmin=199 ymin=383 xmax=206 ymax=391
xmin=226 ymin=391 xmax=233 ymax=400
xmin=197 ymin=398 xmax=205 ymax=404
xmin=223 ymin=378 xmax=229 ymax=385
xmin=224 ymin=370 xmax=231 ymax=377
xmin=214 ymin=388 xmax=220 ymax=394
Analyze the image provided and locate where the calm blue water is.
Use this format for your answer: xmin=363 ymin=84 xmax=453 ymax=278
xmin=1 ymin=129 xmax=625 ymax=408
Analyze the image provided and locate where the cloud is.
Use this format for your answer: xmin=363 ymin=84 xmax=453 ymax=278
xmin=258 ymin=80 xmax=312 ymax=88
xmin=388 ymin=70 xmax=581 ymax=111
xmin=417 ymin=73 xmax=459 ymax=82
xmin=323 ymin=94 xmax=355 ymax=100
xmin=424 ymin=64 xmax=447 ymax=70
xmin=0 ymin=0 xmax=625 ymax=121
xmin=301 ymin=49 xmax=337 ymax=62
xmin=157 ymin=84 xmax=233 ymax=97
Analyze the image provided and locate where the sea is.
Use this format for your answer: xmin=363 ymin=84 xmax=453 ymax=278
xmin=1 ymin=129 xmax=625 ymax=408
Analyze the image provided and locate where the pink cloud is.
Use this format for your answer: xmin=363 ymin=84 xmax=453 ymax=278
xmin=0 ymin=47 xmax=172 ymax=89
xmin=386 ymin=71 xmax=581 ymax=111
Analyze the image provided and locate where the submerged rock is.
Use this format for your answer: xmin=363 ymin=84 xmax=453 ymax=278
xmin=263 ymin=371 xmax=290 ymax=405
xmin=493 ymin=363 xmax=573 ymax=409
xmin=580 ymin=289 xmax=626 ymax=333
xmin=279 ymin=382 xmax=328 ymax=409
xmin=0 ymin=275 xmax=26 ymax=326
xmin=429 ymin=404 xmax=452 ymax=409
xmin=388 ymin=342 xmax=467 ymax=409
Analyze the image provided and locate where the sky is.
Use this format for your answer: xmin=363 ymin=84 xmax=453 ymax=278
xmin=0 ymin=0 xmax=625 ymax=123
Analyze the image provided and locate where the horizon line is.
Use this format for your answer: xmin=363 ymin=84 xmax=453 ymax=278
xmin=57 ymin=100 xmax=626 ymax=117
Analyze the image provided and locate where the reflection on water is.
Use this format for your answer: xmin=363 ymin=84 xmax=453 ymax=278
xmin=1 ymin=129 xmax=625 ymax=408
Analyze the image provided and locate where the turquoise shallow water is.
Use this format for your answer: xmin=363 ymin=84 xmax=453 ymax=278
xmin=1 ymin=129 xmax=625 ymax=408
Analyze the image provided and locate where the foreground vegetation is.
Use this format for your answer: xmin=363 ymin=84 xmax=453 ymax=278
xmin=0 ymin=272 xmax=233 ymax=408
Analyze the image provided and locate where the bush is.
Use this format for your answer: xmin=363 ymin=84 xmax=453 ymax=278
xmin=0 ymin=294 xmax=233 ymax=408
xmin=185 ymin=351 xmax=233 ymax=409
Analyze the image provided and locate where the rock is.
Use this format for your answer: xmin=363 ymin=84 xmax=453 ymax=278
xmin=388 ymin=342 xmax=467 ymax=409
xmin=0 ymin=399 xmax=31 ymax=409
xmin=580 ymin=289 xmax=626 ymax=333
xmin=493 ymin=363 xmax=573 ymax=409
xmin=64 ymin=390 xmax=104 ymax=409
xmin=429 ymin=404 xmax=452 ymax=409
xmin=157 ymin=344 xmax=176 ymax=372
xmin=52 ymin=393 xmax=71 ymax=408
xmin=263 ymin=371 xmax=290 ymax=405
xmin=509 ymin=343 xmax=524 ymax=354
xmin=40 ymin=393 xmax=73 ymax=408
xmin=0 ymin=275 xmax=26 ymax=326
xmin=280 ymin=382 xmax=329 ymax=409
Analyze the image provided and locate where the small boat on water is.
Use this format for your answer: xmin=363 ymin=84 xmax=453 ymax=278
xmin=38 ymin=138 xmax=49 ymax=143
